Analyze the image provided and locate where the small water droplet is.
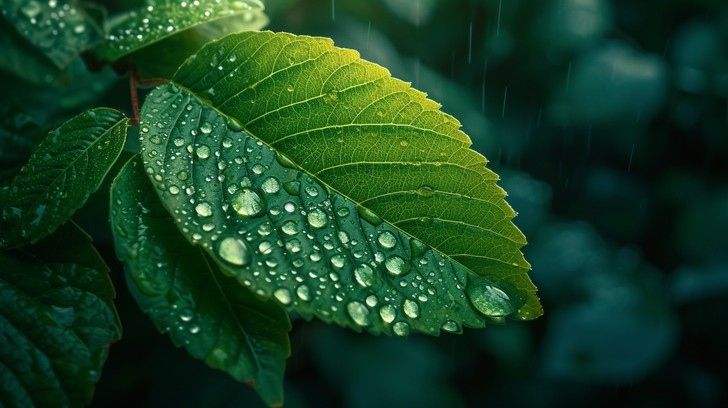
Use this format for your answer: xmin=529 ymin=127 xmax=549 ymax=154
xmin=442 ymin=320 xmax=459 ymax=332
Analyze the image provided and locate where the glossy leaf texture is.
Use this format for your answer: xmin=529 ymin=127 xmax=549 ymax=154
xmin=0 ymin=0 xmax=99 ymax=69
xmin=139 ymin=31 xmax=542 ymax=336
xmin=1 ymin=108 xmax=127 ymax=248
xmin=110 ymin=157 xmax=290 ymax=406
xmin=94 ymin=0 xmax=267 ymax=73
xmin=0 ymin=222 xmax=121 ymax=407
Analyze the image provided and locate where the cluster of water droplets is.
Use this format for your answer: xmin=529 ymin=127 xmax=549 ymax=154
xmin=3 ymin=0 xmax=96 ymax=68
xmin=139 ymin=85 xmax=518 ymax=335
xmin=100 ymin=0 xmax=263 ymax=57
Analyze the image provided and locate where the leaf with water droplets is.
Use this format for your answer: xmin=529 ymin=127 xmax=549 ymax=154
xmin=139 ymin=31 xmax=542 ymax=336
xmin=94 ymin=0 xmax=268 ymax=78
xmin=1 ymin=108 xmax=128 ymax=248
xmin=0 ymin=222 xmax=121 ymax=407
xmin=0 ymin=0 xmax=99 ymax=69
xmin=110 ymin=157 xmax=290 ymax=406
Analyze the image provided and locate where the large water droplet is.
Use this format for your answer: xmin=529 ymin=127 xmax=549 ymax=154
xmin=281 ymin=220 xmax=298 ymax=236
xmin=296 ymin=285 xmax=311 ymax=301
xmin=347 ymin=301 xmax=370 ymax=326
xmin=232 ymin=188 xmax=263 ymax=217
xmin=330 ymin=254 xmax=346 ymax=269
xmin=218 ymin=237 xmax=250 ymax=266
xmin=466 ymin=278 xmax=514 ymax=317
xmin=196 ymin=145 xmax=211 ymax=159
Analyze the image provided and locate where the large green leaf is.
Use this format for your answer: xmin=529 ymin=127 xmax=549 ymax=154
xmin=140 ymin=31 xmax=541 ymax=336
xmin=110 ymin=157 xmax=290 ymax=406
xmin=1 ymin=108 xmax=128 ymax=248
xmin=0 ymin=0 xmax=99 ymax=69
xmin=0 ymin=222 xmax=121 ymax=407
xmin=94 ymin=0 xmax=267 ymax=75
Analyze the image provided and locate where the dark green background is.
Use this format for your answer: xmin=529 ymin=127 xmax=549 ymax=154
xmin=2 ymin=0 xmax=727 ymax=407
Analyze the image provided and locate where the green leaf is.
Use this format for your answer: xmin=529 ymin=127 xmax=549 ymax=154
xmin=0 ymin=222 xmax=121 ymax=407
xmin=1 ymin=108 xmax=128 ymax=248
xmin=140 ymin=31 xmax=542 ymax=336
xmin=0 ymin=0 xmax=99 ymax=69
xmin=0 ymin=106 xmax=44 ymax=181
xmin=0 ymin=18 xmax=60 ymax=85
xmin=94 ymin=0 xmax=267 ymax=75
xmin=110 ymin=157 xmax=290 ymax=406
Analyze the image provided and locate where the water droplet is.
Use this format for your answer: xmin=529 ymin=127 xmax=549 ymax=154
xmin=274 ymin=288 xmax=291 ymax=305
xmin=281 ymin=220 xmax=298 ymax=236
xmin=442 ymin=320 xmax=459 ymax=332
xmin=232 ymin=188 xmax=263 ymax=217
xmin=218 ymin=237 xmax=250 ymax=266
xmin=466 ymin=278 xmax=514 ymax=317
xmin=393 ymin=321 xmax=410 ymax=336
xmin=403 ymin=299 xmax=419 ymax=319
xmin=307 ymin=209 xmax=327 ymax=228
xmin=330 ymin=254 xmax=346 ymax=269
xmin=195 ymin=202 xmax=213 ymax=217
xmin=377 ymin=231 xmax=397 ymax=249
xmin=347 ymin=301 xmax=370 ymax=326
xmin=354 ymin=264 xmax=376 ymax=287
xmin=196 ymin=145 xmax=211 ymax=159
xmin=379 ymin=305 xmax=396 ymax=323
xmin=261 ymin=177 xmax=280 ymax=193
xmin=296 ymin=285 xmax=311 ymax=301
xmin=365 ymin=295 xmax=378 ymax=307
xmin=200 ymin=121 xmax=213 ymax=134
xmin=252 ymin=164 xmax=265 ymax=174
xmin=385 ymin=256 xmax=410 ymax=276
xmin=304 ymin=185 xmax=319 ymax=197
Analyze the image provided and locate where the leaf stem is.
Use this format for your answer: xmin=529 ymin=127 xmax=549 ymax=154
xmin=129 ymin=71 xmax=140 ymax=126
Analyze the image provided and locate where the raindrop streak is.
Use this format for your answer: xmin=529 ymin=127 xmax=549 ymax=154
xmin=468 ymin=21 xmax=473 ymax=64
xmin=501 ymin=86 xmax=508 ymax=118
xmin=496 ymin=0 xmax=503 ymax=37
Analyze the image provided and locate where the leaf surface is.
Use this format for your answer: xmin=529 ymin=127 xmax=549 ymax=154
xmin=1 ymin=108 xmax=127 ymax=247
xmin=110 ymin=157 xmax=290 ymax=406
xmin=140 ymin=31 xmax=542 ymax=336
xmin=0 ymin=222 xmax=121 ymax=407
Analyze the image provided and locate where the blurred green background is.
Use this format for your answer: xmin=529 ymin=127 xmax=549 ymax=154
xmin=3 ymin=0 xmax=728 ymax=406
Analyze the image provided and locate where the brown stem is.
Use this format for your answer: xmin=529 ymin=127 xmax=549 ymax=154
xmin=129 ymin=71 xmax=140 ymax=126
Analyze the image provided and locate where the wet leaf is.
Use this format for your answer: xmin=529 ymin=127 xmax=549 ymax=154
xmin=1 ymin=108 xmax=127 ymax=247
xmin=0 ymin=222 xmax=121 ymax=407
xmin=110 ymin=157 xmax=290 ymax=406
xmin=0 ymin=0 xmax=99 ymax=69
xmin=94 ymin=0 xmax=267 ymax=74
xmin=139 ymin=31 xmax=541 ymax=336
